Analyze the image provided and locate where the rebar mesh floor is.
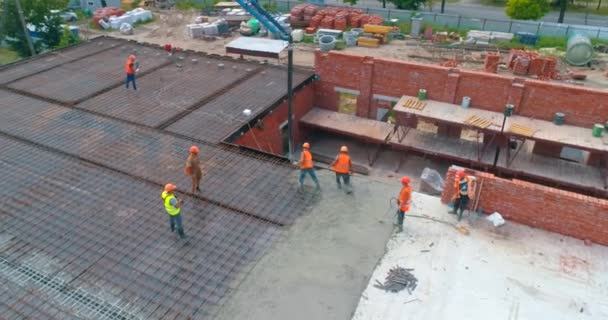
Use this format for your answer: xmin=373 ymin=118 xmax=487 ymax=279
xmin=0 ymin=37 xmax=317 ymax=319
xmin=0 ymin=136 xmax=282 ymax=319
xmin=167 ymin=67 xmax=313 ymax=143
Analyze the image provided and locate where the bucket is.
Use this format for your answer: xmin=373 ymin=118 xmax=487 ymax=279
xmin=418 ymin=89 xmax=427 ymax=101
xmin=553 ymin=112 xmax=565 ymax=125
xmin=351 ymin=28 xmax=363 ymax=37
xmin=604 ymin=121 xmax=608 ymax=130
xmin=592 ymin=124 xmax=604 ymax=137
xmin=318 ymin=35 xmax=336 ymax=52
xmin=504 ymin=104 xmax=514 ymax=116
xmin=461 ymin=96 xmax=471 ymax=108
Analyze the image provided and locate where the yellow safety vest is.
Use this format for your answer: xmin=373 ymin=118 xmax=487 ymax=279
xmin=162 ymin=191 xmax=181 ymax=216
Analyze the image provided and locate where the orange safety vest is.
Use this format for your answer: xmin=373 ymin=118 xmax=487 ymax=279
xmin=300 ymin=150 xmax=313 ymax=169
xmin=399 ymin=185 xmax=411 ymax=212
xmin=333 ymin=153 xmax=351 ymax=174
xmin=125 ymin=59 xmax=135 ymax=74
xmin=454 ymin=176 xmax=471 ymax=198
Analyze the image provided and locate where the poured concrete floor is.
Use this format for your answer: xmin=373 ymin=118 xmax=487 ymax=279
xmin=353 ymin=193 xmax=608 ymax=320
xmin=216 ymin=169 xmax=399 ymax=320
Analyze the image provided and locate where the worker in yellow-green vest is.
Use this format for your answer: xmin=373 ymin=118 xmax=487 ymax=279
xmin=161 ymin=183 xmax=185 ymax=239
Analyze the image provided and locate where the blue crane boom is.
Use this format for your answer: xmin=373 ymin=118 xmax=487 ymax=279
xmin=234 ymin=0 xmax=290 ymax=41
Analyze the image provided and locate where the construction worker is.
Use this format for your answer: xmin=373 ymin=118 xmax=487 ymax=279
xmin=125 ymin=54 xmax=138 ymax=90
xmin=451 ymin=170 xmax=476 ymax=221
xmin=185 ymin=146 xmax=202 ymax=193
xmin=161 ymin=183 xmax=185 ymax=239
xmin=330 ymin=145 xmax=353 ymax=193
xmin=396 ymin=176 xmax=412 ymax=233
xmin=298 ymin=142 xmax=320 ymax=190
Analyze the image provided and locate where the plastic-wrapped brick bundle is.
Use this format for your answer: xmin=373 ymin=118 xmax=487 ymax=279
xmin=350 ymin=15 xmax=361 ymax=28
xmin=334 ymin=17 xmax=347 ymax=31
xmin=310 ymin=15 xmax=323 ymax=28
xmin=359 ymin=14 xmax=370 ymax=25
xmin=368 ymin=15 xmax=383 ymax=25
xmin=304 ymin=5 xmax=318 ymax=16
xmin=320 ymin=17 xmax=334 ymax=29
xmin=351 ymin=8 xmax=364 ymax=14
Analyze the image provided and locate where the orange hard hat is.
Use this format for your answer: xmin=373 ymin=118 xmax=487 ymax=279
xmin=401 ymin=176 xmax=410 ymax=184
xmin=128 ymin=54 xmax=136 ymax=60
xmin=456 ymin=171 xmax=466 ymax=179
xmin=164 ymin=183 xmax=176 ymax=192
xmin=189 ymin=146 xmax=199 ymax=154
xmin=340 ymin=146 xmax=348 ymax=152
xmin=303 ymin=142 xmax=310 ymax=148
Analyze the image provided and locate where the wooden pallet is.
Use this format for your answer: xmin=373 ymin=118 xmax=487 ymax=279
xmin=402 ymin=98 xmax=426 ymax=110
xmin=509 ymin=123 xmax=535 ymax=137
xmin=463 ymin=115 xmax=492 ymax=129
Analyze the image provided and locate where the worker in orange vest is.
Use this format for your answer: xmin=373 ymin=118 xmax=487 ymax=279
xmin=330 ymin=145 xmax=353 ymax=194
xmin=185 ymin=146 xmax=202 ymax=193
xmin=161 ymin=183 xmax=185 ymax=239
xmin=298 ymin=142 xmax=320 ymax=190
xmin=125 ymin=54 xmax=138 ymax=90
xmin=397 ymin=176 xmax=412 ymax=233
xmin=451 ymin=170 xmax=476 ymax=221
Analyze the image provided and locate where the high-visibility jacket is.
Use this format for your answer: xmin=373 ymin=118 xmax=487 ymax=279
xmin=300 ymin=150 xmax=313 ymax=169
xmin=161 ymin=191 xmax=181 ymax=216
xmin=455 ymin=176 xmax=471 ymax=198
xmin=333 ymin=153 xmax=351 ymax=174
xmin=399 ymin=185 xmax=411 ymax=212
xmin=125 ymin=59 xmax=135 ymax=74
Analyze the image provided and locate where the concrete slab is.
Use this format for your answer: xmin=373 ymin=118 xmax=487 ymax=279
xmin=216 ymin=170 xmax=400 ymax=320
xmin=353 ymin=193 xmax=608 ymax=320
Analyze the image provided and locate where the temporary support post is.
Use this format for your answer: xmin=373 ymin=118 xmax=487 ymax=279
xmin=493 ymin=104 xmax=514 ymax=167
xmin=287 ymin=36 xmax=294 ymax=160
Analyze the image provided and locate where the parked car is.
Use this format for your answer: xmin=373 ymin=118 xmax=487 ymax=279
xmin=50 ymin=10 xmax=78 ymax=22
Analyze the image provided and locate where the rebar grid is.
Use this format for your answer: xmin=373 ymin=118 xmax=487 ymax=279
xmin=76 ymin=59 xmax=257 ymax=128
xmin=0 ymin=39 xmax=122 ymax=85
xmin=0 ymin=91 xmax=318 ymax=225
xmin=7 ymin=45 xmax=169 ymax=104
xmin=166 ymin=67 xmax=312 ymax=143
xmin=0 ymin=136 xmax=282 ymax=319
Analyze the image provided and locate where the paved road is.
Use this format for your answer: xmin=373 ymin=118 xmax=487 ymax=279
xmin=323 ymin=0 xmax=608 ymax=27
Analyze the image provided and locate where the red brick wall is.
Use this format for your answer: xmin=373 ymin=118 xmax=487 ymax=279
xmin=441 ymin=166 xmax=608 ymax=245
xmin=314 ymin=50 xmax=608 ymax=127
xmin=234 ymin=85 xmax=315 ymax=155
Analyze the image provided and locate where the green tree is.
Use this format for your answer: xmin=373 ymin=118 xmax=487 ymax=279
xmin=58 ymin=27 xmax=79 ymax=48
xmin=385 ymin=0 xmax=426 ymax=10
xmin=1 ymin=0 xmax=69 ymax=57
xmin=505 ymin=0 xmax=549 ymax=20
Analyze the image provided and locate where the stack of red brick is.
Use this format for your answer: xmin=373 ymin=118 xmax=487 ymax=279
xmin=306 ymin=7 xmax=383 ymax=33
xmin=290 ymin=4 xmax=319 ymax=26
xmin=484 ymin=52 xmax=500 ymax=73
xmin=507 ymin=49 xmax=557 ymax=79
xmin=92 ymin=7 xmax=125 ymax=27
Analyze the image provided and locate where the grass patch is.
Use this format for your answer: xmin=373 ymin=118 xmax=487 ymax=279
xmin=398 ymin=22 xmax=411 ymax=35
xmin=0 ymin=48 xmax=20 ymax=65
xmin=175 ymin=0 xmax=205 ymax=10
xmin=536 ymin=36 xmax=567 ymax=50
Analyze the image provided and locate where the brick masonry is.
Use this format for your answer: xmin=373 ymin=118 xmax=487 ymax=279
xmin=441 ymin=166 xmax=608 ymax=246
xmin=234 ymin=84 xmax=315 ymax=155
xmin=314 ymin=50 xmax=608 ymax=128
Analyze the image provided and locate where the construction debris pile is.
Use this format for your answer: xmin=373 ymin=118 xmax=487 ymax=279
xmin=373 ymin=266 xmax=418 ymax=294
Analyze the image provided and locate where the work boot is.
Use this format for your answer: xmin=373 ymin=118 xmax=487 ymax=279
xmin=396 ymin=224 xmax=403 ymax=233
xmin=178 ymin=229 xmax=185 ymax=239
xmin=457 ymin=210 xmax=463 ymax=222
xmin=170 ymin=224 xmax=175 ymax=232
xmin=337 ymin=183 xmax=342 ymax=189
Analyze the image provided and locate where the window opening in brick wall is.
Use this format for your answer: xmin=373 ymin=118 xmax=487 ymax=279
xmin=338 ymin=92 xmax=358 ymax=115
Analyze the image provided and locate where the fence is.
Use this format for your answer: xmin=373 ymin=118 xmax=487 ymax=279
xmin=257 ymin=0 xmax=608 ymax=39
